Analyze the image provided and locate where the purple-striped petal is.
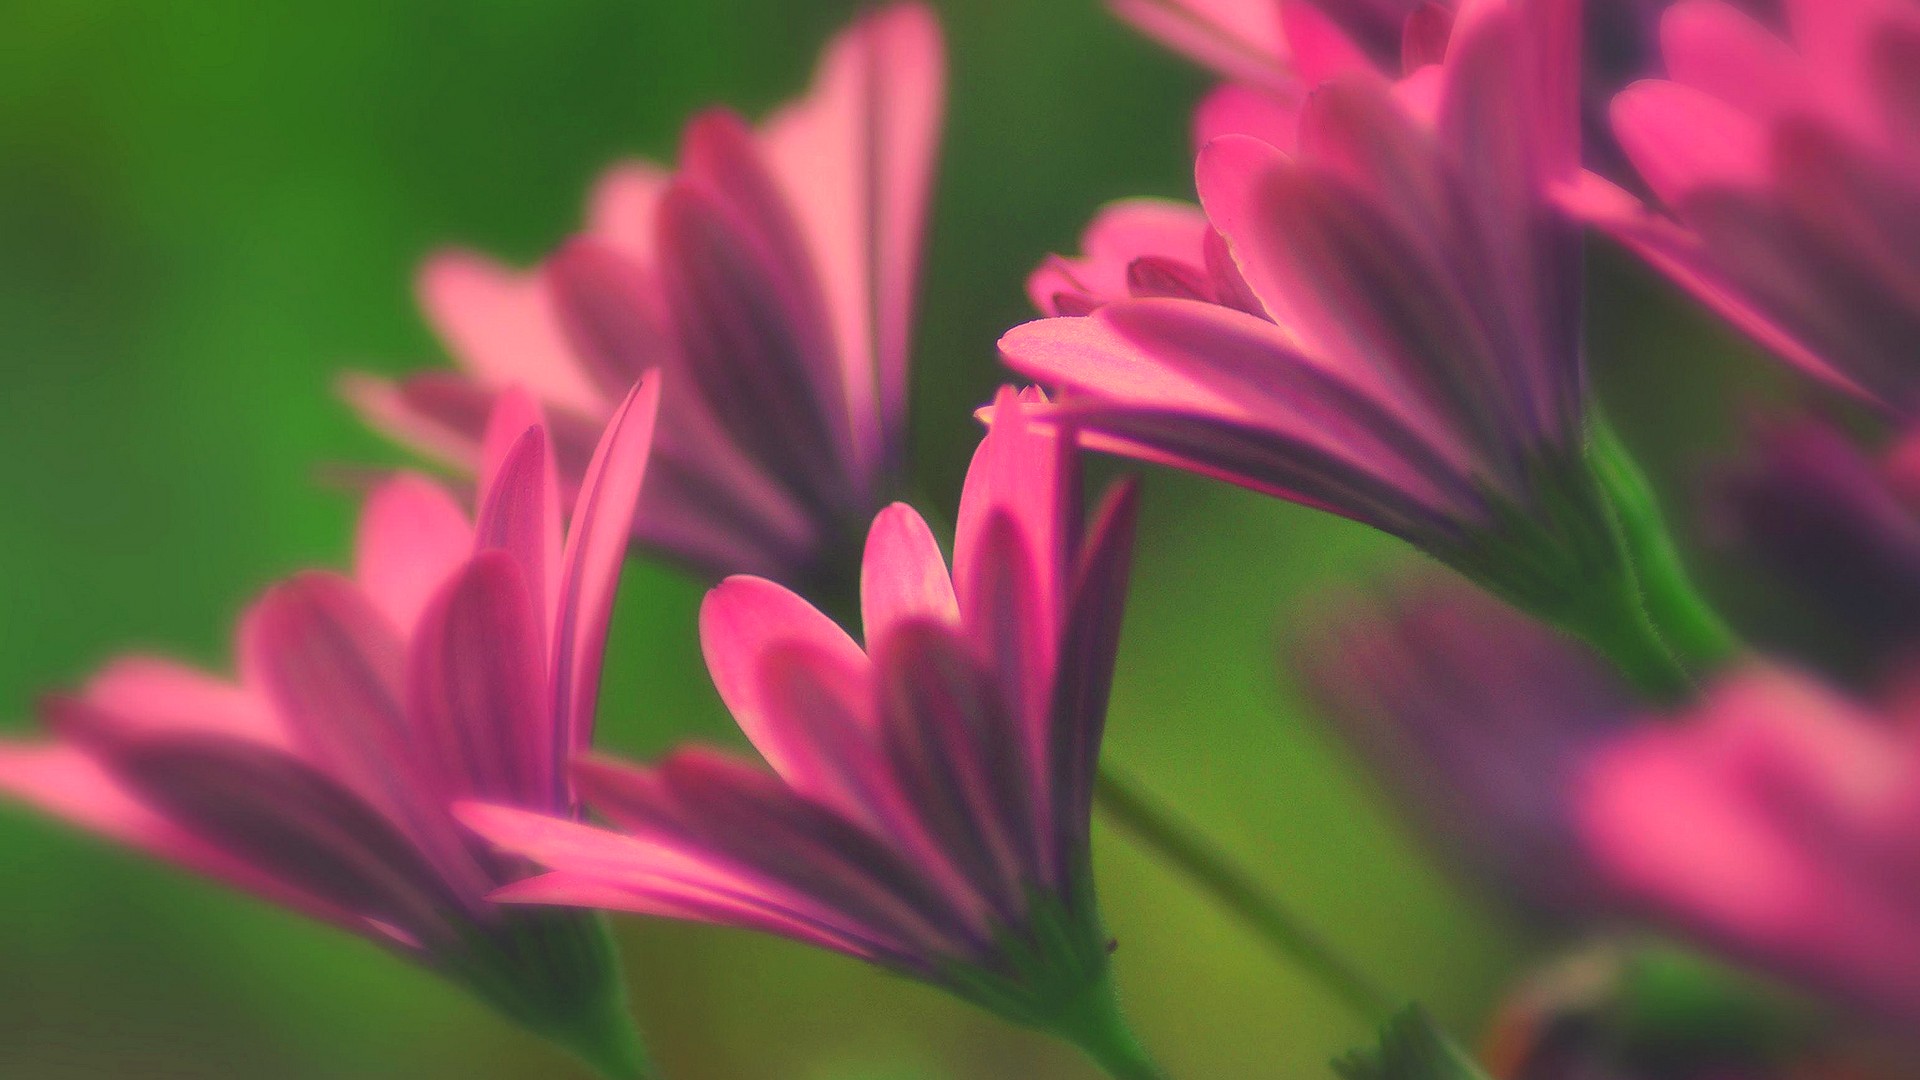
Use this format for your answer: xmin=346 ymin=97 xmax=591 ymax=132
xmin=551 ymin=375 xmax=661 ymax=761
xmin=409 ymin=551 xmax=556 ymax=813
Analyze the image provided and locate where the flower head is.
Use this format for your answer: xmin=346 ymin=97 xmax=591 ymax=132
xmin=1578 ymin=665 xmax=1920 ymax=1031
xmin=1300 ymin=580 xmax=1634 ymax=921
xmin=1570 ymin=0 xmax=1920 ymax=413
xmin=463 ymin=389 xmax=1160 ymax=1073
xmin=1002 ymin=0 xmax=1648 ymax=646
xmin=346 ymin=3 xmax=945 ymax=591
xmin=0 ymin=379 xmax=661 ymax=1076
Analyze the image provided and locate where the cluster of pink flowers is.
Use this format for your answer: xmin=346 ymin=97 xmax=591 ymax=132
xmin=9 ymin=0 xmax=1920 ymax=1077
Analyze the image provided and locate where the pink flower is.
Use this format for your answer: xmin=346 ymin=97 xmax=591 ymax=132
xmin=461 ymin=389 xmax=1160 ymax=1069
xmin=1578 ymin=666 xmax=1920 ymax=1030
xmin=346 ymin=3 xmax=944 ymax=590
xmin=1570 ymin=0 xmax=1920 ymax=412
xmin=0 ymin=379 xmax=661 ymax=1073
xmin=1002 ymin=0 xmax=1611 ymax=620
xmin=1300 ymin=580 xmax=1633 ymax=921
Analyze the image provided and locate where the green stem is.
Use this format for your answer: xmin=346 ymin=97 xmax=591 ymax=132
xmin=1094 ymin=766 xmax=1395 ymax=1024
xmin=545 ymin=977 xmax=658 ymax=1080
xmin=1057 ymin=975 xmax=1171 ymax=1080
xmin=1564 ymin=574 xmax=1694 ymax=703
xmin=1588 ymin=420 xmax=1742 ymax=676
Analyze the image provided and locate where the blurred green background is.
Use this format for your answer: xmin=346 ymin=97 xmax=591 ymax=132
xmin=0 ymin=0 xmax=1797 ymax=1076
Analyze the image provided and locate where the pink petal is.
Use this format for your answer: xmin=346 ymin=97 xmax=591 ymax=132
xmin=956 ymin=387 xmax=1065 ymax=627
xmin=1031 ymin=198 xmax=1216 ymax=315
xmin=860 ymin=503 xmax=960 ymax=650
xmin=1193 ymin=83 xmax=1303 ymax=150
xmin=758 ymin=2 xmax=945 ymax=471
xmin=408 ymin=551 xmax=556 ymax=812
xmin=1661 ymin=0 xmax=1809 ymax=121
xmin=239 ymin=571 xmax=492 ymax=901
xmin=1612 ymin=80 xmax=1769 ymax=207
xmin=416 ymin=250 xmax=605 ymax=415
xmin=475 ymin=395 xmax=564 ymax=648
xmin=336 ymin=372 xmax=492 ymax=471
xmin=544 ymin=239 xmax=677 ymax=402
xmin=1109 ymin=0 xmax=1294 ymax=90
xmin=353 ymin=474 xmax=474 ymax=634
xmin=1047 ymin=479 xmax=1141 ymax=877
xmin=700 ymin=574 xmax=873 ymax=769
xmin=875 ymin=620 xmax=1034 ymax=926
xmin=999 ymin=300 xmax=1479 ymax=519
xmin=656 ymin=176 xmax=857 ymax=513
xmin=0 ymin=740 xmax=365 ymax=935
xmin=1279 ymin=0 xmax=1377 ymax=87
xmin=585 ymin=161 xmax=671 ymax=260
xmin=91 ymin=731 xmax=477 ymax=948
xmin=551 ymin=375 xmax=662 ymax=759
xmin=81 ymin=655 xmax=288 ymax=750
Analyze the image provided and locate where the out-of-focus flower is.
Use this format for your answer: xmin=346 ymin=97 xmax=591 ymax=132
xmin=346 ymin=3 xmax=944 ymax=592
xmin=463 ymin=390 xmax=1165 ymax=1078
xmin=0 ymin=380 xmax=661 ymax=1078
xmin=1300 ymin=581 xmax=1634 ymax=921
xmin=1570 ymin=0 xmax=1920 ymax=413
xmin=1716 ymin=418 xmax=1920 ymax=666
xmin=1004 ymin=0 xmax=1710 ymax=683
xmin=1577 ymin=665 xmax=1920 ymax=1032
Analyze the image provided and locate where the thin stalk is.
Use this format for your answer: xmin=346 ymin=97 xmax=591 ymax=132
xmin=1056 ymin=975 xmax=1171 ymax=1080
xmin=1094 ymin=766 xmax=1395 ymax=1023
xmin=1588 ymin=419 xmax=1742 ymax=676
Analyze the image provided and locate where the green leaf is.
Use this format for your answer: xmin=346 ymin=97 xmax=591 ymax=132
xmin=1333 ymin=1006 xmax=1492 ymax=1080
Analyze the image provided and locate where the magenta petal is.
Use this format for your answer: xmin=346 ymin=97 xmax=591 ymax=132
xmin=758 ymin=1 xmax=945 ymax=465
xmin=585 ymin=161 xmax=671 ymax=259
xmin=475 ymin=400 xmax=563 ymax=649
xmin=239 ymin=571 xmax=491 ymax=901
xmin=337 ymin=372 xmax=494 ymax=472
xmin=1109 ymin=0 xmax=1294 ymax=90
xmin=876 ymin=620 xmax=1035 ymax=924
xmin=860 ymin=503 xmax=960 ymax=648
xmin=90 ymin=729 xmax=474 ymax=950
xmin=354 ymin=474 xmax=474 ymax=635
xmin=701 ymin=574 xmax=873 ymax=770
xmin=999 ymin=300 xmax=1482 ymax=525
xmin=656 ymin=178 xmax=856 ymax=514
xmin=1048 ymin=479 xmax=1141 ymax=876
xmin=641 ymin=748 xmax=978 ymax=965
xmin=545 ymin=239 xmax=678 ymax=401
xmin=551 ymin=375 xmax=661 ymax=760
xmin=0 ymin=739 xmax=367 ymax=934
xmin=1611 ymin=80 xmax=1768 ymax=206
xmin=409 ymin=551 xmax=556 ymax=813
xmin=80 ymin=655 xmax=288 ymax=750
xmin=416 ymin=250 xmax=605 ymax=415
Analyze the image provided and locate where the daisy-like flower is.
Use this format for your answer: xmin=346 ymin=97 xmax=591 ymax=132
xmin=0 ymin=379 xmax=661 ymax=1078
xmin=1578 ymin=665 xmax=1920 ymax=1032
xmin=346 ymin=3 xmax=944 ymax=592
xmin=1571 ymin=0 xmax=1920 ymax=413
xmin=1002 ymin=0 xmax=1725 ymax=688
xmin=461 ymin=389 xmax=1167 ymax=1080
